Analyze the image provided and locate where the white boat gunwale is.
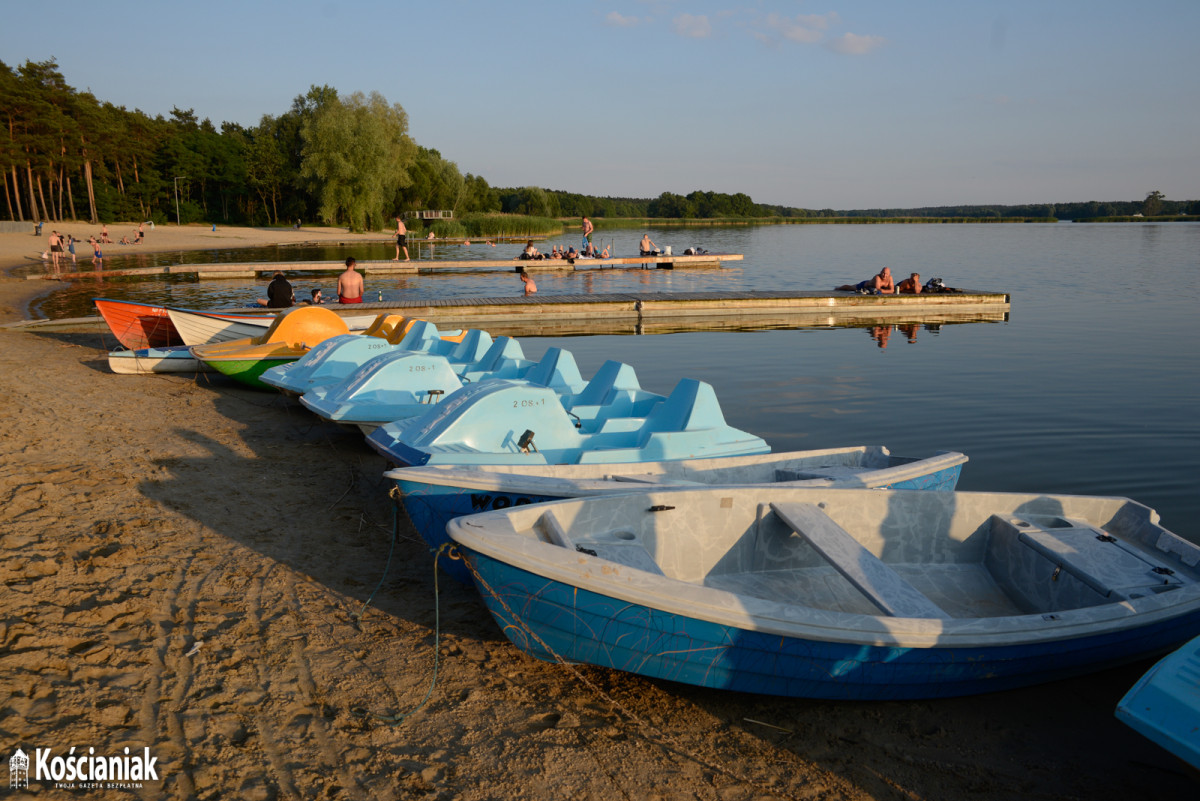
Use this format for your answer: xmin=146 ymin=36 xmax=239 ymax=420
xmin=448 ymin=488 xmax=1200 ymax=650
xmin=386 ymin=446 xmax=968 ymax=496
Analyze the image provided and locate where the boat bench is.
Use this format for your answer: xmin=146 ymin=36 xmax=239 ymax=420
xmin=770 ymin=502 xmax=950 ymax=619
xmin=1013 ymin=518 xmax=1184 ymax=599
xmin=774 ymin=465 xmax=867 ymax=482
xmin=538 ymin=510 xmax=664 ymax=575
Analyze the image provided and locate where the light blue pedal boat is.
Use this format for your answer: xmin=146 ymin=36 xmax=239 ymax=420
xmin=1116 ymin=634 xmax=1200 ymax=771
xmin=387 ymin=445 xmax=967 ymax=583
xmin=261 ymin=321 xmax=491 ymax=397
xmin=365 ymin=372 xmax=770 ymax=468
xmin=301 ymin=345 xmax=580 ymax=434
xmin=447 ymin=487 xmax=1200 ymax=699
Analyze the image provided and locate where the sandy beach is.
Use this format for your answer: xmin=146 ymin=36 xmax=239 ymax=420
xmin=1 ymin=224 xmax=1194 ymax=800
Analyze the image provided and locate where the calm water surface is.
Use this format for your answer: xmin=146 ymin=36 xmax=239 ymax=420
xmin=31 ymin=223 xmax=1200 ymax=540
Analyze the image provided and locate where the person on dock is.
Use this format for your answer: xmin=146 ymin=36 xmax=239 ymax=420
xmin=640 ymin=234 xmax=659 ymax=256
xmin=581 ymin=216 xmax=593 ymax=249
xmin=337 ymin=257 xmax=365 ymax=304
xmin=896 ymin=272 xmax=923 ymax=294
xmin=393 ymin=216 xmax=410 ymax=261
xmin=519 ymin=270 xmax=537 ymax=295
xmin=837 ymin=267 xmax=895 ymax=295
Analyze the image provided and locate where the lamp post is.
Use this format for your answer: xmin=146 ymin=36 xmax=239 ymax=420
xmin=174 ymin=176 xmax=186 ymax=225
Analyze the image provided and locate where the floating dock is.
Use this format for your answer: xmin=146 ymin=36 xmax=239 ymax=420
xmin=29 ymin=254 xmax=740 ymax=281
xmin=212 ymin=289 xmax=1006 ymax=336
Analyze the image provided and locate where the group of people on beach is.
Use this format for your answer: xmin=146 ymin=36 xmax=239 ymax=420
xmin=39 ymin=222 xmax=146 ymax=271
xmin=256 ymin=257 xmax=370 ymax=308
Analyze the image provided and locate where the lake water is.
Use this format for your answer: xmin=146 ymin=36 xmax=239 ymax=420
xmin=32 ymin=223 xmax=1200 ymax=541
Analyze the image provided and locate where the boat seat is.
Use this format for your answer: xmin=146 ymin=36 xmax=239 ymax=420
xmin=1015 ymin=519 xmax=1184 ymax=599
xmin=775 ymin=465 xmax=867 ymax=482
xmin=608 ymin=473 xmax=705 ymax=486
xmin=770 ymin=502 xmax=951 ymax=619
xmin=538 ymin=510 xmax=573 ymax=549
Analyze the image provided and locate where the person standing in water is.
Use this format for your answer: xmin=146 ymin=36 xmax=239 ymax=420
xmin=337 ymin=257 xmax=365 ymax=303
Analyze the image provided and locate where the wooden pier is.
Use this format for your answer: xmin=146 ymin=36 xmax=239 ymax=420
xmin=7 ymin=289 xmax=1010 ymax=338
xmin=242 ymin=289 xmax=1012 ymax=337
xmin=30 ymin=253 xmax=741 ymax=281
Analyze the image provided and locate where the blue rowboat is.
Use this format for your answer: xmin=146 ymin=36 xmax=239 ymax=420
xmin=1116 ymin=634 xmax=1200 ymax=770
xmin=446 ymin=487 xmax=1200 ymax=699
xmin=387 ymin=446 xmax=966 ymax=582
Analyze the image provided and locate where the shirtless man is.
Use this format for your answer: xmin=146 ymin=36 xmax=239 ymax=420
xmin=100 ymin=224 xmax=111 ymax=244
xmin=393 ymin=216 xmax=409 ymax=261
xmin=856 ymin=266 xmax=894 ymax=294
xmin=337 ymin=257 xmax=365 ymax=304
xmin=896 ymin=272 xmax=922 ymax=294
xmin=47 ymin=230 xmax=62 ymax=269
xmin=519 ymin=270 xmax=537 ymax=295
xmin=639 ymin=233 xmax=658 ymax=256
xmin=581 ymin=216 xmax=593 ymax=248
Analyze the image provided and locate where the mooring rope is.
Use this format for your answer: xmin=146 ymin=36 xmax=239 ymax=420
xmin=350 ymin=488 xmax=444 ymax=726
xmin=449 ymin=545 xmax=807 ymax=801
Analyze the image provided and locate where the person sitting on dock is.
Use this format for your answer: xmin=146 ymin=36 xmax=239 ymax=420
xmin=517 ymin=241 xmax=541 ymax=260
xmin=896 ymin=272 xmax=922 ymax=294
xmin=257 ymin=272 xmax=295 ymax=308
xmin=639 ymin=234 xmax=659 ymax=256
xmin=519 ymin=270 xmax=537 ymax=295
xmin=337 ymin=257 xmax=365 ymax=304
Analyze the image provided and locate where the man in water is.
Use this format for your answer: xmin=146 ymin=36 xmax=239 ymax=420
xmin=393 ymin=215 xmax=410 ymax=261
xmin=337 ymin=257 xmax=365 ymax=304
xmin=258 ymin=271 xmax=294 ymax=308
xmin=519 ymin=270 xmax=537 ymax=295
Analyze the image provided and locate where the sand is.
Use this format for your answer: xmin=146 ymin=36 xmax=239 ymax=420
xmin=1 ymin=225 xmax=1195 ymax=799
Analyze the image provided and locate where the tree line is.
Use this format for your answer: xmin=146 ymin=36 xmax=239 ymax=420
xmin=3 ymin=59 xmax=1195 ymax=230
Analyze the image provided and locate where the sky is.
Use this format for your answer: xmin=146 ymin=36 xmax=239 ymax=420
xmin=3 ymin=1 xmax=1198 ymax=209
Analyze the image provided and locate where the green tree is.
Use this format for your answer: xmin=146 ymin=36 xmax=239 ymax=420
xmin=300 ymin=91 xmax=416 ymax=231
xmin=1142 ymin=190 xmax=1164 ymax=217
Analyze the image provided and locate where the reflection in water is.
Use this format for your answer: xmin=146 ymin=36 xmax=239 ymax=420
xmin=868 ymin=323 xmax=927 ymax=349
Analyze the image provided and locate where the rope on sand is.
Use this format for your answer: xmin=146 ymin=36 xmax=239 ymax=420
xmin=349 ymin=488 xmax=443 ymax=726
xmin=454 ymin=545 xmax=807 ymax=801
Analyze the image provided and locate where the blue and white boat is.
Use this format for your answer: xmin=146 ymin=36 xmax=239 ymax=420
xmin=387 ymin=446 xmax=967 ymax=582
xmin=261 ymin=321 xmax=492 ymax=397
xmin=446 ymin=487 xmax=1200 ymax=699
xmin=301 ymin=345 xmax=580 ymax=434
xmin=367 ymin=374 xmax=769 ymax=467
xmin=1115 ymin=634 xmax=1200 ymax=770
xmin=107 ymin=344 xmax=214 ymax=374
